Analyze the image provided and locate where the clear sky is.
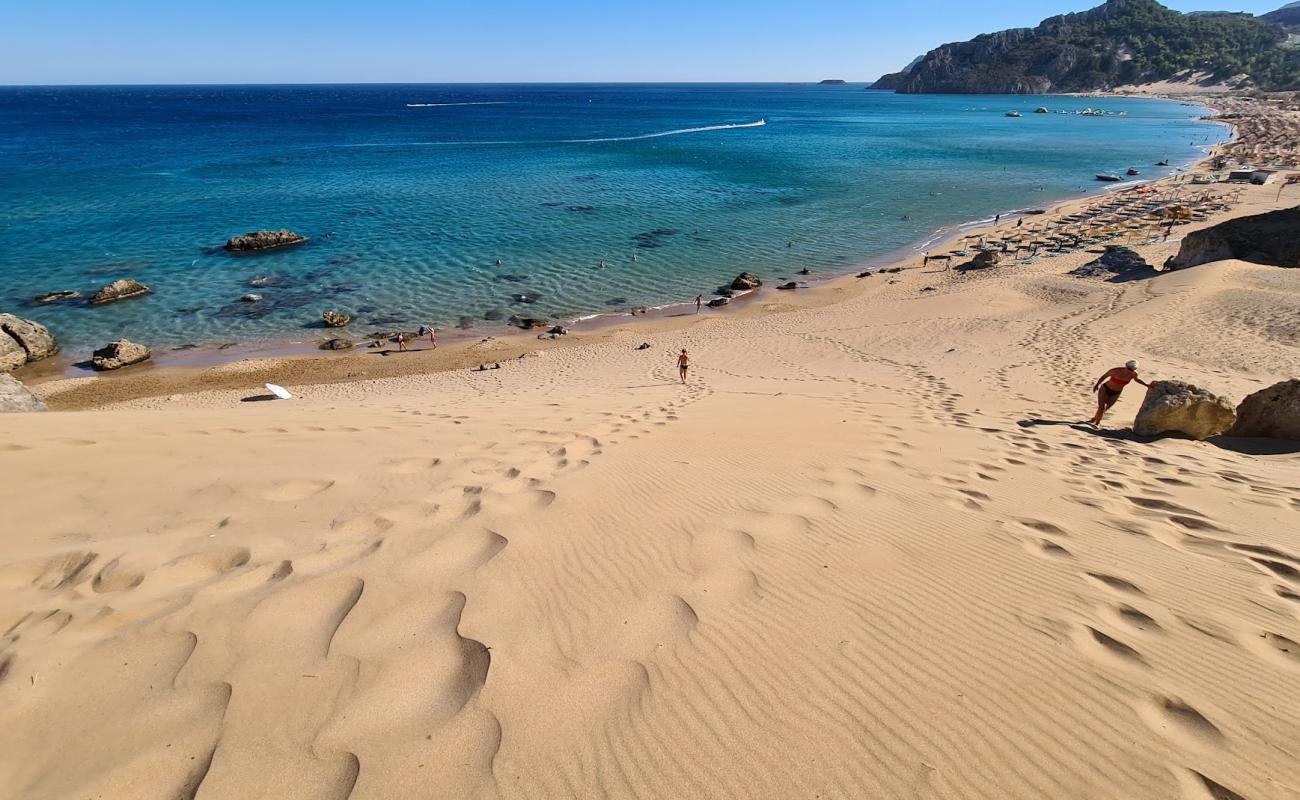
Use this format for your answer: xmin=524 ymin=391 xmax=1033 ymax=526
xmin=0 ymin=0 xmax=1288 ymax=85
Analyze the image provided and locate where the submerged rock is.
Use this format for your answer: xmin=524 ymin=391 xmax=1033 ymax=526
xmin=731 ymin=272 xmax=762 ymax=290
xmin=0 ymin=314 xmax=59 ymax=369
xmin=91 ymin=339 xmax=151 ymax=371
xmin=321 ymin=310 xmax=352 ymax=328
xmin=776 ymin=282 xmax=798 ymax=290
xmin=707 ymin=296 xmax=730 ymax=307
xmin=509 ymin=316 xmax=547 ymax=330
xmin=1133 ymin=380 xmax=1236 ymax=440
xmin=1227 ymin=379 xmax=1300 ymax=440
xmin=89 ymin=279 xmax=151 ymax=305
xmin=1165 ymin=205 xmax=1300 ymax=271
xmin=0 ymin=374 xmax=46 ymax=412
xmin=34 ymin=290 xmax=80 ymax=304
xmin=225 ymin=229 xmax=307 ymax=252
xmin=240 ymin=293 xmax=264 ymax=302
xmin=320 ymin=338 xmax=355 ymax=351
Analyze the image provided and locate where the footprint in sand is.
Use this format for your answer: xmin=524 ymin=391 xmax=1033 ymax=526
xmin=1084 ymin=571 xmax=1144 ymax=596
xmin=0 ymin=550 xmax=99 ymax=592
xmin=1073 ymin=624 xmax=1148 ymax=669
xmin=260 ymin=478 xmax=335 ymax=502
xmin=1176 ymin=769 xmax=1248 ymax=800
xmin=1247 ymin=631 xmax=1300 ymax=670
xmin=1137 ymin=695 xmax=1224 ymax=751
xmin=384 ymin=456 xmax=442 ymax=475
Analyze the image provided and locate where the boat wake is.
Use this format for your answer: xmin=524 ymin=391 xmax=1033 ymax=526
xmin=405 ymin=101 xmax=510 ymax=108
xmin=565 ymin=118 xmax=767 ymax=143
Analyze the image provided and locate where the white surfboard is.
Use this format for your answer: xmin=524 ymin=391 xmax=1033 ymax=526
xmin=265 ymin=383 xmax=293 ymax=400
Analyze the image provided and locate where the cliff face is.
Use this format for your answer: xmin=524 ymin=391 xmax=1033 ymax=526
xmin=875 ymin=0 xmax=1299 ymax=94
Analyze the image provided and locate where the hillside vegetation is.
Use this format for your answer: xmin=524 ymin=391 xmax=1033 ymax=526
xmin=875 ymin=0 xmax=1300 ymax=94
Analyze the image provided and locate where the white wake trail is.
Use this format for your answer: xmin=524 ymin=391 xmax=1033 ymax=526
xmin=564 ymin=118 xmax=766 ymax=143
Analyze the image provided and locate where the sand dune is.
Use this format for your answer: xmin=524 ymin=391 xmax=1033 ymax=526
xmin=3 ymin=185 xmax=1300 ymax=798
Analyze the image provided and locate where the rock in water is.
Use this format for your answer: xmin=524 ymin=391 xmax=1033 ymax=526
xmin=776 ymin=282 xmax=798 ymax=290
xmin=89 ymin=279 xmax=152 ymax=305
xmin=1227 ymin=379 xmax=1300 ymax=440
xmin=0 ymin=313 xmax=59 ymax=367
xmin=1165 ymin=205 xmax=1300 ymax=271
xmin=320 ymin=338 xmax=355 ymax=351
xmin=707 ymin=296 xmax=730 ymax=307
xmin=34 ymin=290 xmax=80 ymax=304
xmin=240 ymin=293 xmax=263 ymax=302
xmin=731 ymin=272 xmax=762 ymax=290
xmin=321 ymin=310 xmax=352 ymax=328
xmin=91 ymin=339 xmax=151 ymax=371
xmin=1133 ymin=380 xmax=1236 ymax=440
xmin=225 ymin=229 xmax=307 ymax=252
xmin=0 ymin=374 xmax=47 ymax=412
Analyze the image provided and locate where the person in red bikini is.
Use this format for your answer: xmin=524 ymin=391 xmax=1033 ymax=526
xmin=1089 ymin=359 xmax=1150 ymax=427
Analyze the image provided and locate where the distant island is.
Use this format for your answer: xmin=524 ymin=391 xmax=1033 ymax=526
xmin=874 ymin=0 xmax=1300 ymax=94
xmin=818 ymin=79 xmax=848 ymax=84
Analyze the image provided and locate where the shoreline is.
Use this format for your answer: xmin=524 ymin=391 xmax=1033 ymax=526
xmin=15 ymin=94 xmax=1245 ymax=408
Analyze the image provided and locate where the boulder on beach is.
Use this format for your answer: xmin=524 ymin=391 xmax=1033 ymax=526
xmin=0 ymin=374 xmax=47 ymax=413
xmin=225 ymin=229 xmax=307 ymax=252
xmin=707 ymin=297 xmax=730 ymax=307
xmin=960 ymin=250 xmax=1001 ymax=271
xmin=1226 ymin=379 xmax=1300 ymax=440
xmin=547 ymin=325 xmax=569 ymax=336
xmin=322 ymin=310 xmax=352 ymax=328
xmin=0 ymin=313 xmax=59 ymax=370
xmin=0 ymin=334 xmax=26 ymax=373
xmin=89 ymin=279 xmax=151 ymax=305
xmin=1133 ymin=380 xmax=1236 ymax=440
xmin=731 ymin=272 xmax=762 ymax=291
xmin=91 ymin=339 xmax=151 ymax=371
xmin=320 ymin=338 xmax=355 ymax=351
xmin=1164 ymin=205 xmax=1300 ymax=271
xmin=34 ymin=291 xmax=80 ymax=304
xmin=1069 ymin=246 xmax=1155 ymax=280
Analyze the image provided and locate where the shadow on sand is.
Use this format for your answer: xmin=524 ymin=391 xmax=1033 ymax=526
xmin=1016 ymin=419 xmax=1300 ymax=455
xmin=240 ymin=394 xmax=278 ymax=403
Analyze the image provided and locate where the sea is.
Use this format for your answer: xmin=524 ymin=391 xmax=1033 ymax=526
xmin=0 ymin=84 xmax=1227 ymax=355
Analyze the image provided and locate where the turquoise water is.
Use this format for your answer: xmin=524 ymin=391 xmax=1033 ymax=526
xmin=0 ymin=85 xmax=1224 ymax=353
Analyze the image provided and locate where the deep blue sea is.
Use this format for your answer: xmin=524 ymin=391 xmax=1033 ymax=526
xmin=0 ymin=84 xmax=1225 ymax=354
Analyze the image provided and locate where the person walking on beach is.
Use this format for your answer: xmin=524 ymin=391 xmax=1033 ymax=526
xmin=419 ymin=324 xmax=437 ymax=348
xmin=396 ymin=332 xmax=408 ymax=352
xmin=1089 ymin=360 xmax=1150 ymax=427
xmin=696 ymin=294 xmax=703 ymax=313
xmin=677 ymin=349 xmax=691 ymax=384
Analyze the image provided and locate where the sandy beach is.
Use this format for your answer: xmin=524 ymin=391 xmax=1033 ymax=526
xmin=2 ymin=100 xmax=1300 ymax=799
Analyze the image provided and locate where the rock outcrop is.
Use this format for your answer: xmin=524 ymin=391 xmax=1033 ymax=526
xmin=91 ymin=339 xmax=151 ymax=371
xmin=225 ymin=229 xmax=307 ymax=252
xmin=1164 ymin=205 xmax=1300 ymax=271
xmin=320 ymin=338 xmax=355 ymax=351
xmin=89 ymin=279 xmax=151 ymax=305
xmin=1133 ymin=380 xmax=1236 ymax=439
xmin=321 ymin=310 xmax=352 ymax=328
xmin=0 ymin=313 xmax=59 ymax=371
xmin=1227 ymin=379 xmax=1300 ymax=440
xmin=731 ymin=272 xmax=762 ymax=291
xmin=0 ymin=374 xmax=47 ymax=412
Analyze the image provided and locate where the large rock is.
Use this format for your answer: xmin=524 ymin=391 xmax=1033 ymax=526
xmin=0 ymin=334 xmax=26 ymax=373
xmin=1069 ymin=246 xmax=1155 ymax=280
xmin=0 ymin=313 xmax=59 ymax=367
xmin=0 ymin=374 xmax=47 ymax=412
xmin=1227 ymin=379 xmax=1300 ymax=440
xmin=321 ymin=310 xmax=352 ymax=328
xmin=731 ymin=272 xmax=762 ymax=291
xmin=320 ymin=338 xmax=354 ymax=351
xmin=1165 ymin=205 xmax=1300 ymax=271
xmin=225 ymin=229 xmax=307 ymax=252
xmin=89 ymin=279 xmax=152 ymax=305
xmin=1133 ymin=380 xmax=1236 ymax=440
xmin=34 ymin=290 xmax=80 ymax=304
xmin=91 ymin=339 xmax=151 ymax=371
xmin=960 ymin=250 xmax=1001 ymax=270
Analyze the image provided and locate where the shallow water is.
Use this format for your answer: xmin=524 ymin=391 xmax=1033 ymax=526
xmin=0 ymin=84 xmax=1224 ymax=353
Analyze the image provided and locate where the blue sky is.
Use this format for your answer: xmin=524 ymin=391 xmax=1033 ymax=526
xmin=0 ymin=0 xmax=1288 ymax=84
